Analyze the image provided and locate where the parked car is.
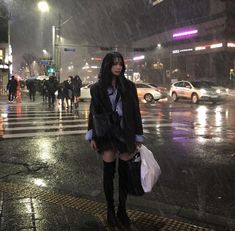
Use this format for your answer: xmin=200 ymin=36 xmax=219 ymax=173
xmin=169 ymin=80 xmax=220 ymax=104
xmin=80 ymin=83 xmax=93 ymax=100
xmin=135 ymin=82 xmax=168 ymax=102
xmin=201 ymin=81 xmax=229 ymax=99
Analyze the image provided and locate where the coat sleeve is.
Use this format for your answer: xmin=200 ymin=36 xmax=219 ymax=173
xmin=88 ymin=99 xmax=94 ymax=131
xmin=87 ymin=83 xmax=100 ymax=131
xmin=87 ymin=87 xmax=95 ymax=131
xmin=132 ymin=84 xmax=143 ymax=136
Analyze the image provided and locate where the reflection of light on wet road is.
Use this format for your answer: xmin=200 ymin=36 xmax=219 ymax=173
xmin=197 ymin=136 xmax=207 ymax=144
xmin=34 ymin=178 xmax=47 ymax=187
xmin=1 ymin=112 xmax=8 ymax=135
xmin=84 ymin=106 xmax=89 ymax=120
xmin=59 ymin=111 xmax=63 ymax=119
xmin=215 ymin=106 xmax=222 ymax=127
xmin=195 ymin=106 xmax=208 ymax=136
xmin=225 ymin=109 xmax=229 ymax=119
xmin=214 ymin=137 xmax=223 ymax=142
xmin=1 ymin=113 xmax=8 ymax=118
xmin=22 ymin=198 xmax=32 ymax=213
xmin=0 ymin=114 xmax=4 ymax=138
xmin=37 ymin=139 xmax=55 ymax=163
xmin=16 ymin=102 xmax=22 ymax=117
xmin=196 ymin=106 xmax=208 ymax=126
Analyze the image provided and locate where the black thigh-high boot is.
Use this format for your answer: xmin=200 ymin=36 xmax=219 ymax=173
xmin=103 ymin=160 xmax=118 ymax=226
xmin=117 ymin=159 xmax=131 ymax=226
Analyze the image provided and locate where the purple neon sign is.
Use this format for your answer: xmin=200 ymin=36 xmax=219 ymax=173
xmin=173 ymin=29 xmax=198 ymax=39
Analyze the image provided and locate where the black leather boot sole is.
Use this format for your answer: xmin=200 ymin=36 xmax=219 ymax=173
xmin=107 ymin=209 xmax=118 ymax=227
xmin=117 ymin=209 xmax=131 ymax=226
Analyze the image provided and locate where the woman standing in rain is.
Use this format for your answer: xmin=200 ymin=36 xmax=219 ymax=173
xmin=85 ymin=52 xmax=143 ymax=227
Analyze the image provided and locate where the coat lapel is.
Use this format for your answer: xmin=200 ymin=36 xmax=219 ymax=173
xmin=98 ymin=84 xmax=113 ymax=113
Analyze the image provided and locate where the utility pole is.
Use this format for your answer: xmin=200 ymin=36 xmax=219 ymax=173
xmin=52 ymin=25 xmax=56 ymax=69
xmin=56 ymin=14 xmax=61 ymax=82
xmin=52 ymin=15 xmax=72 ymax=82
xmin=52 ymin=14 xmax=61 ymax=82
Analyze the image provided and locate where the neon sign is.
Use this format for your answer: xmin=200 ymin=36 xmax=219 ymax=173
xmin=173 ymin=29 xmax=198 ymax=39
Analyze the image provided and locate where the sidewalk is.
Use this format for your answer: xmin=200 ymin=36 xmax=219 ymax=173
xmin=0 ymin=93 xmax=221 ymax=231
xmin=0 ymin=182 xmax=214 ymax=231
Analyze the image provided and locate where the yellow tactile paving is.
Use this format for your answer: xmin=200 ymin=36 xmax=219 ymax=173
xmin=0 ymin=182 xmax=213 ymax=231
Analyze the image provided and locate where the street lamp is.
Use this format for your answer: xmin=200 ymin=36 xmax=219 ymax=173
xmin=37 ymin=1 xmax=59 ymax=80
xmin=37 ymin=1 xmax=72 ymax=82
xmin=42 ymin=49 xmax=50 ymax=58
xmin=37 ymin=1 xmax=49 ymax=13
xmin=42 ymin=49 xmax=47 ymax=53
xmin=53 ymin=16 xmax=73 ymax=82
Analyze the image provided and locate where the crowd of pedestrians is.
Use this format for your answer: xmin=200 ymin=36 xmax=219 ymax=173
xmin=7 ymin=74 xmax=83 ymax=110
xmin=41 ymin=74 xmax=82 ymax=110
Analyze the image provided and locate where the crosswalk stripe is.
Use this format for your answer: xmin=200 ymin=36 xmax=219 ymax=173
xmin=2 ymin=123 xmax=191 ymax=134
xmin=3 ymin=112 xmax=74 ymax=116
xmin=2 ymin=115 xmax=80 ymax=121
xmin=4 ymin=124 xmax=88 ymax=131
xmin=2 ymin=130 xmax=87 ymax=139
xmin=3 ymin=119 xmax=87 ymax=125
xmin=0 ymin=102 xmax=191 ymax=139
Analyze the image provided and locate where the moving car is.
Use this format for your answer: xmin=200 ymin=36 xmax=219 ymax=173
xmin=135 ymin=82 xmax=168 ymax=102
xmin=201 ymin=81 xmax=229 ymax=99
xmin=80 ymin=82 xmax=168 ymax=103
xmin=169 ymin=80 xmax=220 ymax=104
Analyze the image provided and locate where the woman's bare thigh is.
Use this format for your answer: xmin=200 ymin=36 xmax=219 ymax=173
xmin=102 ymin=150 xmax=116 ymax=162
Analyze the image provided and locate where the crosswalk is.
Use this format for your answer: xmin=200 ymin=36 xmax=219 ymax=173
xmin=0 ymin=101 xmax=193 ymax=140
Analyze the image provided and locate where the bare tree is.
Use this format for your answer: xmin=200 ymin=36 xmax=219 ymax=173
xmin=22 ymin=53 xmax=37 ymax=76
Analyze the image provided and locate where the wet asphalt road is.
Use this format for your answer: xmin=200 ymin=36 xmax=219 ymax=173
xmin=0 ymin=95 xmax=235 ymax=230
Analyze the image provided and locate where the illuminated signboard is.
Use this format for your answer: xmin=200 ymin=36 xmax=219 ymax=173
xmin=173 ymin=29 xmax=198 ymax=40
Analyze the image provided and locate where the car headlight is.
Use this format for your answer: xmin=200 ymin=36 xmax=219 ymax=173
xmin=200 ymin=89 xmax=207 ymax=94
xmin=226 ymin=88 xmax=229 ymax=93
xmin=216 ymin=89 xmax=221 ymax=94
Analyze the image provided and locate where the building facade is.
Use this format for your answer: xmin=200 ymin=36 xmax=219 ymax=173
xmin=131 ymin=0 xmax=235 ymax=87
xmin=0 ymin=1 xmax=11 ymax=94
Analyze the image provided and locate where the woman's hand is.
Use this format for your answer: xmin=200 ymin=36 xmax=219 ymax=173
xmin=136 ymin=142 xmax=142 ymax=148
xmin=90 ymin=140 xmax=97 ymax=151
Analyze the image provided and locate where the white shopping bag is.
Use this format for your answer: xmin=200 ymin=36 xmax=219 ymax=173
xmin=139 ymin=145 xmax=161 ymax=193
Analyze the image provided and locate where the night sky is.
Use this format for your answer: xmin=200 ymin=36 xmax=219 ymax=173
xmin=2 ymin=0 xmax=211 ymax=71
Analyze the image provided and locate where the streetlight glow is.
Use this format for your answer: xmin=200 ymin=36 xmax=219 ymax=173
xmin=37 ymin=1 xmax=49 ymax=13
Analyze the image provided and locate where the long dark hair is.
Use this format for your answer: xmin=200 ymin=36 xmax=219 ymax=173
xmin=98 ymin=52 xmax=126 ymax=90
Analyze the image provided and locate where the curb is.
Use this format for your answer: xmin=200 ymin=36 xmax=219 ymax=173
xmin=128 ymin=196 xmax=235 ymax=231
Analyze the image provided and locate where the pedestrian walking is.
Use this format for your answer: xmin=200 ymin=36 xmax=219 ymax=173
xmin=46 ymin=75 xmax=58 ymax=108
xmin=26 ymin=79 xmax=36 ymax=101
xmin=85 ymin=52 xmax=144 ymax=227
xmin=7 ymin=75 xmax=17 ymax=102
xmin=64 ymin=76 xmax=74 ymax=110
xmin=57 ymin=82 xmax=66 ymax=109
xmin=41 ymin=79 xmax=48 ymax=102
xmin=72 ymin=75 xmax=82 ymax=108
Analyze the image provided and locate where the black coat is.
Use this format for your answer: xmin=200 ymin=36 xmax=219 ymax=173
xmin=88 ymin=79 xmax=143 ymax=153
xmin=7 ymin=79 xmax=17 ymax=92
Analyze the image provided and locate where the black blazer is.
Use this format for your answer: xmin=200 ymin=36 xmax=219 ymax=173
xmin=88 ymin=79 xmax=143 ymax=153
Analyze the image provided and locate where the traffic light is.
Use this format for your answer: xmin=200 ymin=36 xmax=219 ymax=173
xmin=47 ymin=66 xmax=55 ymax=75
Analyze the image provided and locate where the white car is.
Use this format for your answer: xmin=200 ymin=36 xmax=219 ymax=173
xmin=169 ymin=80 xmax=220 ymax=104
xmin=135 ymin=82 xmax=167 ymax=102
xmin=80 ymin=83 xmax=93 ymax=100
xmin=80 ymin=82 xmax=168 ymax=103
